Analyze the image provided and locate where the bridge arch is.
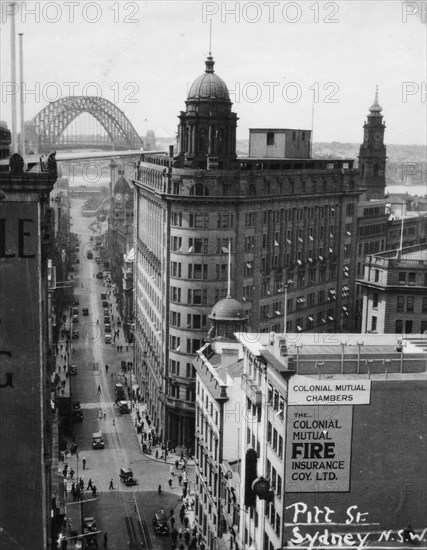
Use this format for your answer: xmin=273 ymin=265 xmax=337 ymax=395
xmin=32 ymin=96 xmax=143 ymax=153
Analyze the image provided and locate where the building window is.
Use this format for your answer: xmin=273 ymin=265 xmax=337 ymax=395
xmin=396 ymin=296 xmax=404 ymax=312
xmin=267 ymin=421 xmax=272 ymax=444
xmin=395 ymin=320 xmax=403 ymax=334
xmin=371 ymin=316 xmax=377 ymax=332
xmin=188 ymin=289 xmax=207 ymax=305
xmin=171 ymin=212 xmax=182 ymax=226
xmin=405 ymin=320 xmax=413 ymax=333
xmin=372 ymin=293 xmax=379 ymax=309
xmin=188 ymin=264 xmax=208 ymax=280
xmin=422 ymin=297 xmax=427 ymax=312
xmin=408 ymin=272 xmax=416 ymax=286
xmin=374 ymin=269 xmax=379 ymax=282
xmin=189 ymin=213 xmax=209 ymax=228
xmin=267 ymin=132 xmax=275 ymax=145
xmin=171 ymin=286 xmax=181 ymax=303
xmin=407 ymin=296 xmax=414 ymax=312
xmin=188 ymin=238 xmax=208 ymax=254
xmin=398 ymin=272 xmax=406 ymax=285
xmin=217 ymin=213 xmax=234 ymax=229
xmin=171 ymin=262 xmax=181 ymax=277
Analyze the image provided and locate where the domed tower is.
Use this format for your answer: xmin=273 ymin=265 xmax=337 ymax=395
xmin=208 ymin=296 xmax=248 ymax=341
xmin=358 ymin=86 xmax=387 ymax=200
xmin=176 ymin=54 xmax=238 ymax=170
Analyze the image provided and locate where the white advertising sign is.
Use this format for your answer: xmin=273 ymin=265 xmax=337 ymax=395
xmin=289 ymin=375 xmax=371 ymax=405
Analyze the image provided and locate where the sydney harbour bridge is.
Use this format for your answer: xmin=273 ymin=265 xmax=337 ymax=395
xmin=30 ymin=96 xmax=144 ymax=154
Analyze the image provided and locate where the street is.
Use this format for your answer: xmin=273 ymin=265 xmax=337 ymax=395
xmin=59 ymin=198 xmax=194 ymax=550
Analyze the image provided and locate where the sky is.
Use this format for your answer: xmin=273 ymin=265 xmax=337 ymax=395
xmin=0 ymin=0 xmax=426 ymax=145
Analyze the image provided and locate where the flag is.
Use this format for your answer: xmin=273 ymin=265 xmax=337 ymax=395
xmin=222 ymin=247 xmax=229 ymax=253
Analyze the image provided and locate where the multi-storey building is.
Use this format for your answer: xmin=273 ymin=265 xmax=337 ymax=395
xmin=133 ymin=54 xmax=375 ymax=446
xmin=0 ymin=150 xmax=58 ymax=549
xmin=353 ymin=199 xmax=388 ymax=330
xmin=193 ymin=297 xmax=246 ymax=550
xmin=110 ymin=167 xmax=134 ymax=317
xmin=237 ymin=332 xmax=426 ymax=550
xmin=357 ymin=243 xmax=427 ymax=334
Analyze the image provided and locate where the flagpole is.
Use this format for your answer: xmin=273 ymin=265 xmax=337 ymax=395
xmin=227 ymin=239 xmax=231 ymax=297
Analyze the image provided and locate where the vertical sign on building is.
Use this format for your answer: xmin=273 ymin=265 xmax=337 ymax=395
xmin=285 ymin=375 xmax=371 ymax=492
xmin=0 ymin=201 xmax=45 ymax=548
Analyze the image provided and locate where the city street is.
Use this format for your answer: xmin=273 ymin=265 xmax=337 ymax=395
xmin=60 ymin=198 xmax=194 ymax=550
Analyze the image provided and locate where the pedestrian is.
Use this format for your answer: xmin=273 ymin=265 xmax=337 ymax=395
xmin=168 ymin=477 xmax=173 ymax=488
xmin=178 ymin=474 xmax=182 ymax=486
xmin=104 ymin=532 xmax=108 ymax=547
xmin=103 ymin=410 xmax=106 ymax=420
xmin=170 ymin=464 xmax=175 ymax=476
xmin=69 ymin=468 xmax=75 ymax=479
xmin=86 ymin=478 xmax=93 ymax=491
xmin=179 ymin=511 xmax=185 ymax=524
xmin=109 ymin=478 xmax=114 ymax=490
xmin=184 ymin=529 xmax=190 ymax=544
xmin=183 ymin=516 xmax=189 ymax=528
xmin=98 ymin=385 xmax=101 ymax=394
xmin=178 ymin=527 xmax=183 ymax=540
xmin=171 ymin=516 xmax=175 ymax=528
xmin=170 ymin=507 xmax=174 ymax=517
xmin=82 ymin=457 xmax=86 ymax=469
xmin=175 ymin=459 xmax=179 ymax=469
xmin=158 ymin=484 xmax=162 ymax=495
xmin=92 ymin=485 xmax=97 ymax=497
xmin=79 ymin=478 xmax=84 ymax=491
xmin=105 ymin=364 xmax=109 ymax=372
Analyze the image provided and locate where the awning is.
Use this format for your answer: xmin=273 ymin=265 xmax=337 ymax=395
xmin=124 ymin=248 xmax=135 ymax=262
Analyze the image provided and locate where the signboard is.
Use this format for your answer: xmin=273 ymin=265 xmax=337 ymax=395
xmin=289 ymin=375 xmax=371 ymax=405
xmin=285 ymin=405 xmax=353 ymax=492
xmin=0 ymin=201 xmax=45 ymax=548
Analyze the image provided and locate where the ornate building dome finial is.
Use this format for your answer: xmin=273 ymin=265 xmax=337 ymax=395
xmin=369 ymin=85 xmax=383 ymax=115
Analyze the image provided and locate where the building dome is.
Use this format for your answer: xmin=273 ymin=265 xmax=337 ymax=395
xmin=188 ymin=55 xmax=230 ymax=102
xmin=209 ymin=296 xmax=248 ymax=321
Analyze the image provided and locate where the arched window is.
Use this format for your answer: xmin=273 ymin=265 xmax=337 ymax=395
xmin=190 ymin=184 xmax=209 ymax=196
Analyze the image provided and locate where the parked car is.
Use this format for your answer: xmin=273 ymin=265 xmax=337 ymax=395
xmin=96 ymin=272 xmax=103 ymax=279
xmin=102 ymin=301 xmax=109 ymax=308
xmin=101 ymin=293 xmax=107 ymax=300
xmin=152 ymin=513 xmax=169 ymax=535
xmin=72 ymin=317 xmax=79 ymax=324
xmin=104 ymin=334 xmax=111 ymax=344
xmin=72 ymin=402 xmax=83 ymax=422
xmin=87 ymin=251 xmax=93 ymax=260
xmin=72 ymin=307 xmax=79 ymax=315
xmin=72 ymin=330 xmax=79 ymax=339
xmin=120 ymin=467 xmax=137 ymax=486
xmin=82 ymin=307 xmax=89 ymax=316
xmin=69 ymin=365 xmax=78 ymax=375
xmin=72 ymin=299 xmax=79 ymax=306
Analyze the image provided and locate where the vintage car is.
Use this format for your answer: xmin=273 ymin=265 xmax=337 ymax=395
xmin=69 ymin=365 xmax=78 ymax=375
xmin=120 ymin=467 xmax=137 ymax=486
xmin=152 ymin=513 xmax=169 ymax=535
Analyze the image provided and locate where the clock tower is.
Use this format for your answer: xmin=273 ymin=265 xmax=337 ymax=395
xmin=358 ymin=86 xmax=387 ymax=200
